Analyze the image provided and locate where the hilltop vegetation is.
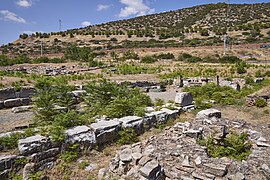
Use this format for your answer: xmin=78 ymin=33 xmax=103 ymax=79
xmin=1 ymin=3 xmax=270 ymax=56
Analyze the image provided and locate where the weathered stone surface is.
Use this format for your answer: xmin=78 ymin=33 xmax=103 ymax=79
xmin=228 ymin=172 xmax=245 ymax=180
xmin=30 ymin=148 xmax=60 ymax=163
xmin=256 ymin=141 xmax=270 ymax=147
xmin=220 ymin=80 xmax=240 ymax=91
xmin=143 ymin=113 xmax=156 ymax=129
xmin=0 ymin=88 xmax=16 ymax=101
xmin=184 ymin=129 xmax=202 ymax=138
xmin=0 ymin=169 xmax=9 ymax=180
xmin=182 ymin=155 xmax=193 ymax=168
xmin=17 ymin=87 xmax=35 ymax=98
xmin=20 ymin=98 xmax=31 ymax=106
xmin=98 ymin=168 xmax=107 ymax=180
xmin=4 ymin=98 xmax=22 ymax=108
xmin=131 ymin=152 xmax=142 ymax=164
xmin=0 ymin=155 xmax=17 ymax=171
xmin=12 ymin=105 xmax=33 ymax=113
xmin=160 ymin=108 xmax=178 ymax=120
xmin=0 ymin=101 xmax=4 ymax=109
xmin=18 ymin=135 xmax=50 ymax=155
xmin=71 ymin=90 xmax=86 ymax=97
xmin=139 ymin=160 xmax=163 ymax=179
xmin=90 ymin=120 xmax=120 ymax=144
xmin=204 ymin=163 xmax=227 ymax=177
xmin=196 ymin=109 xmax=221 ymax=119
xmin=119 ymin=116 xmax=144 ymax=134
xmin=65 ymin=126 xmax=96 ymax=148
xmin=23 ymin=163 xmax=35 ymax=180
xmin=147 ymin=111 xmax=168 ymax=124
xmin=119 ymin=148 xmax=132 ymax=162
xmin=175 ymin=92 xmax=193 ymax=106
xmin=192 ymin=171 xmax=215 ymax=180
xmin=194 ymin=156 xmax=202 ymax=166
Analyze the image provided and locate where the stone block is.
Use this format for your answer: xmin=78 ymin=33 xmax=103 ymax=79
xmin=175 ymin=92 xmax=193 ymax=106
xmin=20 ymin=98 xmax=31 ymax=106
xmin=119 ymin=116 xmax=144 ymax=134
xmin=17 ymin=86 xmax=35 ymax=98
xmin=4 ymin=98 xmax=22 ymax=108
xmin=12 ymin=105 xmax=32 ymax=113
xmin=0 ymin=155 xmax=17 ymax=171
xmin=160 ymin=108 xmax=178 ymax=120
xmin=0 ymin=88 xmax=16 ymax=101
xmin=147 ymin=111 xmax=168 ymax=124
xmin=139 ymin=160 xmax=163 ymax=179
xmin=90 ymin=120 xmax=120 ymax=144
xmin=203 ymin=163 xmax=227 ymax=177
xmin=196 ymin=109 xmax=221 ymax=119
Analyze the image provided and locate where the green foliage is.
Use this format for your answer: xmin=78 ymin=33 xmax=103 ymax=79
xmin=154 ymin=98 xmax=165 ymax=107
xmin=154 ymin=53 xmax=175 ymax=60
xmin=197 ymin=132 xmax=252 ymax=161
xmin=15 ymin=157 xmax=28 ymax=166
xmin=123 ymin=50 xmax=139 ymax=60
xmin=61 ymin=151 xmax=78 ymax=163
xmin=244 ymin=76 xmax=254 ymax=85
xmin=116 ymin=128 xmax=139 ymax=145
xmin=255 ymin=70 xmax=263 ymax=77
xmin=11 ymin=80 xmax=26 ymax=91
xmin=141 ymin=56 xmax=157 ymax=63
xmin=255 ymin=98 xmax=267 ymax=108
xmin=78 ymin=161 xmax=89 ymax=169
xmin=115 ymin=64 xmax=162 ymax=75
xmin=28 ymin=171 xmax=42 ymax=180
xmin=84 ymin=79 xmax=152 ymax=118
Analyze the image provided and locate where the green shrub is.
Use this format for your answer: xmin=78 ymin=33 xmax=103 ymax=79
xmin=78 ymin=161 xmax=89 ymax=169
xmin=255 ymin=98 xmax=267 ymax=108
xmin=116 ymin=128 xmax=139 ymax=145
xmin=197 ymin=132 xmax=252 ymax=161
xmin=141 ymin=56 xmax=157 ymax=63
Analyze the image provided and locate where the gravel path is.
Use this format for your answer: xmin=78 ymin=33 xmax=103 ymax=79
xmin=0 ymin=109 xmax=34 ymax=133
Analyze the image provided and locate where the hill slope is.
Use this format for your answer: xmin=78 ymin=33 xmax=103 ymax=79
xmin=1 ymin=2 xmax=270 ymax=56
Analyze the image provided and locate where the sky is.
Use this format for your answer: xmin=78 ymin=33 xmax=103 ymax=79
xmin=0 ymin=0 xmax=270 ymax=45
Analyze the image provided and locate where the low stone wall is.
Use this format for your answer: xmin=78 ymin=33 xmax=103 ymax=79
xmin=0 ymin=107 xmax=181 ymax=179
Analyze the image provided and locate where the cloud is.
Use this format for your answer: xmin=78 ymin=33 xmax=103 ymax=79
xmin=97 ymin=4 xmax=113 ymax=11
xmin=119 ymin=0 xmax=155 ymax=17
xmin=22 ymin=30 xmax=43 ymax=35
xmin=81 ymin=21 xmax=91 ymax=27
xmin=0 ymin=10 xmax=26 ymax=23
xmin=16 ymin=0 xmax=32 ymax=8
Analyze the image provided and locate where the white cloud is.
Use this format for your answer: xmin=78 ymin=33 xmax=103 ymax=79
xmin=119 ymin=0 xmax=155 ymax=17
xmin=97 ymin=4 xmax=113 ymax=11
xmin=22 ymin=30 xmax=43 ymax=35
xmin=81 ymin=21 xmax=91 ymax=27
xmin=16 ymin=0 xmax=32 ymax=8
xmin=0 ymin=10 xmax=26 ymax=23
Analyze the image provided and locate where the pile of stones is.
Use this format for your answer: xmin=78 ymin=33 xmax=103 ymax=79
xmin=100 ymin=109 xmax=270 ymax=179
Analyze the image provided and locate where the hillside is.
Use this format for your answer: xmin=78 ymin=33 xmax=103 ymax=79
xmin=1 ymin=2 xmax=270 ymax=56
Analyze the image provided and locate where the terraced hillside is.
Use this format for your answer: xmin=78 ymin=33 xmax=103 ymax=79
xmin=1 ymin=3 xmax=270 ymax=56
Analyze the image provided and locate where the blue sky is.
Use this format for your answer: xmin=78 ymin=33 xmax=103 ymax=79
xmin=0 ymin=0 xmax=269 ymax=45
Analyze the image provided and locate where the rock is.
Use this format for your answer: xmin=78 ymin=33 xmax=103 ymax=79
xmin=98 ymin=168 xmax=107 ymax=180
xmin=109 ymin=155 xmax=119 ymax=172
xmin=248 ymin=130 xmax=262 ymax=140
xmin=212 ymin=125 xmax=228 ymax=140
xmin=144 ymin=145 xmax=155 ymax=155
xmin=0 ymin=155 xmax=17 ymax=171
xmin=0 ymin=169 xmax=9 ymax=180
xmin=196 ymin=109 xmax=221 ymax=119
xmin=192 ymin=171 xmax=215 ymax=180
xmin=203 ymin=163 xmax=227 ymax=177
xmin=182 ymin=155 xmax=193 ymax=168
xmin=139 ymin=156 xmax=152 ymax=166
xmin=71 ymin=90 xmax=86 ymax=98
xmin=261 ymin=164 xmax=270 ymax=174
xmin=12 ymin=105 xmax=33 ymax=113
xmin=139 ymin=160 xmax=163 ymax=179
xmin=184 ymin=129 xmax=202 ymax=138
xmin=85 ymin=163 xmax=97 ymax=171
xmin=0 ymin=101 xmax=4 ymax=109
xmin=175 ymin=92 xmax=193 ymax=106
xmin=256 ymin=141 xmax=270 ymax=147
xmin=145 ymin=106 xmax=155 ymax=112
xmin=4 ymin=98 xmax=22 ymax=108
xmin=194 ymin=156 xmax=202 ymax=166
xmin=160 ymin=108 xmax=178 ymax=120
xmin=257 ymin=137 xmax=267 ymax=142
xmin=90 ymin=120 xmax=120 ymax=144
xmin=131 ymin=152 xmax=142 ymax=164
xmin=147 ymin=111 xmax=168 ymax=124
xmin=0 ymin=88 xmax=16 ymax=101
xmin=17 ymin=87 xmax=35 ymax=98
xmin=119 ymin=148 xmax=132 ymax=162
xmin=23 ymin=163 xmax=35 ymax=180
xmin=30 ymin=148 xmax=60 ymax=163
xmin=18 ymin=135 xmax=50 ymax=155
xmin=220 ymin=80 xmax=240 ymax=91
xmin=182 ymin=104 xmax=195 ymax=112
xmin=65 ymin=125 xmax=96 ymax=148
xmin=119 ymin=116 xmax=144 ymax=134
xmin=228 ymin=172 xmax=245 ymax=180
xmin=143 ymin=113 xmax=157 ymax=129
xmin=20 ymin=98 xmax=31 ymax=106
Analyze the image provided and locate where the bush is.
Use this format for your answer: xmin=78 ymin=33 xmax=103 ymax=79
xmin=141 ymin=56 xmax=157 ymax=63
xmin=255 ymin=98 xmax=267 ymax=108
xmin=116 ymin=128 xmax=139 ymax=145
xmin=197 ymin=132 xmax=252 ymax=161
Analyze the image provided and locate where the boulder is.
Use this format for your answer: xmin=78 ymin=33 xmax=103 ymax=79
xmin=12 ymin=106 xmax=33 ymax=113
xmin=30 ymin=148 xmax=60 ymax=163
xmin=90 ymin=120 xmax=120 ymax=144
xmin=119 ymin=148 xmax=132 ymax=162
xmin=65 ymin=125 xmax=96 ymax=148
xmin=4 ymin=98 xmax=22 ymax=108
xmin=18 ymin=135 xmax=50 ymax=156
xmin=139 ymin=160 xmax=163 ymax=179
xmin=0 ymin=155 xmax=17 ymax=171
xmin=0 ymin=88 xmax=16 ymax=101
xmin=175 ymin=92 xmax=193 ymax=106
xmin=196 ymin=109 xmax=221 ymax=119
xmin=119 ymin=116 xmax=144 ymax=134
